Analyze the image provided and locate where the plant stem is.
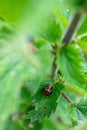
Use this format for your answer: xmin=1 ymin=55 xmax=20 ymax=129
xmin=60 ymin=12 xmax=82 ymax=103
xmin=51 ymin=11 xmax=82 ymax=104
xmin=51 ymin=44 xmax=58 ymax=78
xmin=75 ymin=32 xmax=87 ymax=40
xmin=61 ymin=92 xmax=72 ymax=103
xmin=62 ymin=11 xmax=82 ymax=45
xmin=51 ymin=11 xmax=82 ymax=78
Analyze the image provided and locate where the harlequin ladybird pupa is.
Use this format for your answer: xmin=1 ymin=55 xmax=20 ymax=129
xmin=44 ymin=84 xmax=53 ymax=96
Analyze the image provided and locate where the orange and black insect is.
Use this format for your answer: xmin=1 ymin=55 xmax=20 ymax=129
xmin=44 ymin=84 xmax=53 ymax=96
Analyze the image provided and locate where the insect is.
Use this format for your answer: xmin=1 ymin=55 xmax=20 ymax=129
xmin=44 ymin=84 xmax=53 ymax=96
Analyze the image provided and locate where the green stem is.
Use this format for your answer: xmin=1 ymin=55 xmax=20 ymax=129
xmin=51 ymin=44 xmax=58 ymax=78
xmin=61 ymin=92 xmax=72 ymax=103
xmin=62 ymin=11 xmax=82 ymax=45
xmin=51 ymin=11 xmax=82 ymax=78
xmin=75 ymin=33 xmax=87 ymax=40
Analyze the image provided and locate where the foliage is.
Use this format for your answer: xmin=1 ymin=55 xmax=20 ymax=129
xmin=26 ymin=79 xmax=64 ymax=122
xmin=58 ymin=45 xmax=87 ymax=96
xmin=37 ymin=14 xmax=62 ymax=43
xmin=0 ymin=0 xmax=87 ymax=130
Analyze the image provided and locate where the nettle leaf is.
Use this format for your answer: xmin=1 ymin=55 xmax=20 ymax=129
xmin=77 ymin=98 xmax=87 ymax=117
xmin=54 ymin=9 xmax=68 ymax=28
xmin=71 ymin=120 xmax=87 ymax=130
xmin=75 ymin=35 xmax=87 ymax=52
xmin=0 ymin=19 xmax=58 ymax=129
xmin=38 ymin=14 xmax=62 ymax=43
xmin=56 ymin=96 xmax=72 ymax=126
xmin=58 ymin=45 xmax=87 ymax=96
xmin=0 ymin=58 xmax=30 ymax=125
xmin=74 ymin=18 xmax=87 ymax=52
xmin=67 ymin=98 xmax=87 ymax=126
xmin=75 ymin=39 xmax=87 ymax=52
xmin=77 ymin=17 xmax=87 ymax=35
xmin=0 ymin=21 xmax=42 ymax=128
xmin=67 ymin=103 xmax=85 ymax=126
xmin=26 ymin=79 xmax=64 ymax=122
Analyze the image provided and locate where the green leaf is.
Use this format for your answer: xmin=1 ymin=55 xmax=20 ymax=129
xmin=26 ymin=79 xmax=64 ymax=122
xmin=0 ymin=20 xmax=45 ymax=129
xmin=75 ymin=40 xmax=87 ymax=52
xmin=54 ymin=9 xmax=68 ymax=28
xmin=77 ymin=98 xmax=87 ymax=117
xmin=58 ymin=45 xmax=87 ymax=96
xmin=71 ymin=120 xmax=87 ymax=130
xmin=66 ymin=98 xmax=87 ymax=127
xmin=0 ymin=20 xmax=54 ymax=128
xmin=75 ymin=34 xmax=87 ymax=52
xmin=56 ymin=96 xmax=72 ymax=126
xmin=37 ymin=14 xmax=62 ymax=43
xmin=77 ymin=17 xmax=87 ymax=35
xmin=67 ymin=103 xmax=85 ymax=126
xmin=0 ymin=59 xmax=28 ymax=124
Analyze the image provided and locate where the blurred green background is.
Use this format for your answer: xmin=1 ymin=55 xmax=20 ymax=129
xmin=0 ymin=0 xmax=87 ymax=130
